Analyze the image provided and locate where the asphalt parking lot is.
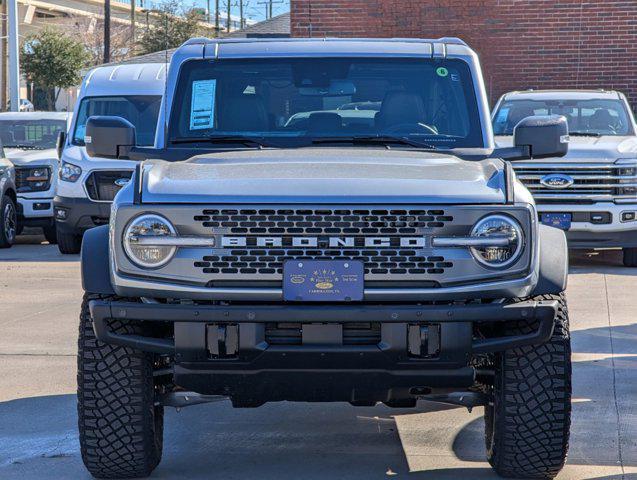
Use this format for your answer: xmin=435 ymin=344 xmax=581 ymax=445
xmin=0 ymin=234 xmax=635 ymax=480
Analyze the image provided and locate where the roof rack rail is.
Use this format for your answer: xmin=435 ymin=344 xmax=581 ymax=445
xmin=436 ymin=37 xmax=468 ymax=46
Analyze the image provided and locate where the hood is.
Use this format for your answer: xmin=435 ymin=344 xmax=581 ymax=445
xmin=5 ymin=148 xmax=58 ymax=167
xmin=141 ymin=148 xmax=507 ymax=204
xmin=495 ymin=135 xmax=637 ymax=163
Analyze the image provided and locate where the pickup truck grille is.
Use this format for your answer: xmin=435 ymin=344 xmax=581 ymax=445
xmin=514 ymin=163 xmax=637 ymax=204
xmin=192 ymin=208 xmax=455 ymax=281
xmin=85 ymin=170 xmax=133 ymax=202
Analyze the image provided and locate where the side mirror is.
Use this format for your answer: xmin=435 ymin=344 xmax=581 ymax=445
xmin=56 ymin=131 xmax=66 ymax=160
xmin=514 ymin=115 xmax=569 ymax=159
xmin=85 ymin=116 xmax=136 ymax=159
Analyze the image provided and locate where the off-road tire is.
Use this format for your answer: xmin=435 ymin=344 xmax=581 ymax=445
xmin=485 ymin=293 xmax=571 ymax=479
xmin=623 ymin=247 xmax=637 ymax=267
xmin=0 ymin=194 xmax=17 ymax=248
xmin=57 ymin=229 xmax=82 ymax=254
xmin=43 ymin=223 xmax=57 ymax=244
xmin=78 ymin=294 xmax=164 ymax=478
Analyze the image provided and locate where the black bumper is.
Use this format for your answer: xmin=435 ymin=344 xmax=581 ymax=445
xmin=566 ymin=230 xmax=637 ymax=249
xmin=89 ymin=299 xmax=557 ymax=402
xmin=53 ymin=195 xmax=111 ymax=235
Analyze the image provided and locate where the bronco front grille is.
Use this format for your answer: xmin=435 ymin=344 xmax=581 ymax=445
xmin=192 ymin=208 xmax=454 ymax=280
xmin=514 ymin=163 xmax=637 ymax=204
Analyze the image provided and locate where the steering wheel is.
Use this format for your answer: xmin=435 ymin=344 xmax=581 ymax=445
xmin=383 ymin=122 xmax=438 ymax=135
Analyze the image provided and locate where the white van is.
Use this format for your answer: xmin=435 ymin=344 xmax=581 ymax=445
xmin=0 ymin=111 xmax=70 ymax=242
xmin=54 ymin=63 xmax=166 ymax=254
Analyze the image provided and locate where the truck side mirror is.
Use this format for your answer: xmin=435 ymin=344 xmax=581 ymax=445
xmin=56 ymin=131 xmax=66 ymax=160
xmin=514 ymin=115 xmax=569 ymax=159
xmin=85 ymin=116 xmax=136 ymax=159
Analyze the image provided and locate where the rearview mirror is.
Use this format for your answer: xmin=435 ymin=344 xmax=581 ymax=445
xmin=85 ymin=116 xmax=136 ymax=159
xmin=514 ymin=115 xmax=569 ymax=159
xmin=56 ymin=131 xmax=66 ymax=160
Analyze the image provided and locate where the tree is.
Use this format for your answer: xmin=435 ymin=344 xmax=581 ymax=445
xmin=21 ymin=29 xmax=88 ymax=110
xmin=138 ymin=2 xmax=215 ymax=56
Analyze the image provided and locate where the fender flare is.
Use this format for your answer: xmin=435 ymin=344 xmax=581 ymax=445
xmin=531 ymin=224 xmax=569 ymax=296
xmin=81 ymin=225 xmax=115 ymax=295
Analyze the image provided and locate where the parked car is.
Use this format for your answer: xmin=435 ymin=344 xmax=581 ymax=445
xmin=0 ymin=111 xmax=70 ymax=242
xmin=493 ymin=89 xmax=637 ymax=266
xmin=54 ymin=63 xmax=166 ymax=254
xmin=77 ymin=37 xmax=572 ymax=479
xmin=0 ymin=140 xmax=17 ymax=248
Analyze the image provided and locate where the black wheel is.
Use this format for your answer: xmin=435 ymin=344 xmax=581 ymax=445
xmin=0 ymin=194 xmax=17 ymax=248
xmin=57 ymin=228 xmax=82 ymax=254
xmin=623 ymin=247 xmax=637 ymax=267
xmin=485 ymin=293 xmax=571 ymax=479
xmin=78 ymin=294 xmax=164 ymax=478
xmin=43 ymin=223 xmax=57 ymax=244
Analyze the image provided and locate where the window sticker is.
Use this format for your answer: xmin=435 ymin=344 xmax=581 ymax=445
xmin=496 ymin=107 xmax=510 ymax=123
xmin=190 ymin=79 xmax=217 ymax=130
xmin=436 ymin=67 xmax=449 ymax=78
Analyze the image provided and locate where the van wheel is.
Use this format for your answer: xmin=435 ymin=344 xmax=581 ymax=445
xmin=43 ymin=223 xmax=57 ymax=244
xmin=0 ymin=194 xmax=17 ymax=248
xmin=57 ymin=229 xmax=82 ymax=254
xmin=623 ymin=247 xmax=637 ymax=267
xmin=485 ymin=293 xmax=571 ymax=479
xmin=78 ymin=294 xmax=164 ymax=478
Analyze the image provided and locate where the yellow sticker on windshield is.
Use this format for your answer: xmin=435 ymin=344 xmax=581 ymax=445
xmin=436 ymin=67 xmax=449 ymax=78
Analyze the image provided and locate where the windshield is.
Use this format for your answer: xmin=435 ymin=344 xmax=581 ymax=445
xmin=168 ymin=58 xmax=484 ymax=148
xmin=73 ymin=95 xmax=162 ymax=146
xmin=0 ymin=119 xmax=66 ymax=149
xmin=493 ymin=98 xmax=634 ymax=136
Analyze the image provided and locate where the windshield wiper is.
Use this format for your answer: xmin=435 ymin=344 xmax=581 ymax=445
xmin=171 ymin=136 xmax=271 ymax=148
xmin=311 ymin=135 xmax=439 ymax=150
xmin=569 ymin=132 xmax=602 ymax=137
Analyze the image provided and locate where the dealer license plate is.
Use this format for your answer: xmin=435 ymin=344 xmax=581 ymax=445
xmin=283 ymin=260 xmax=364 ymax=302
xmin=541 ymin=213 xmax=572 ymax=230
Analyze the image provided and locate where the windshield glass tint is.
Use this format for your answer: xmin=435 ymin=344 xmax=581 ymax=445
xmin=169 ymin=58 xmax=484 ymax=148
xmin=0 ymin=119 xmax=66 ymax=149
xmin=493 ymin=98 xmax=634 ymax=136
xmin=72 ymin=95 xmax=162 ymax=146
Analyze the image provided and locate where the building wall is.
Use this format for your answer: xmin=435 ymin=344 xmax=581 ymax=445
xmin=290 ymin=0 xmax=637 ymax=106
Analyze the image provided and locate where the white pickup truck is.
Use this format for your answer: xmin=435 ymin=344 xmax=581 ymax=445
xmin=493 ymin=89 xmax=637 ymax=266
xmin=0 ymin=111 xmax=69 ymax=242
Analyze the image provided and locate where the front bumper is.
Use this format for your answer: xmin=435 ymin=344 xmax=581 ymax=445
xmin=16 ymin=196 xmax=54 ymax=227
xmin=537 ymin=202 xmax=637 ymax=248
xmin=89 ymin=298 xmax=557 ymax=403
xmin=54 ymin=195 xmax=111 ymax=235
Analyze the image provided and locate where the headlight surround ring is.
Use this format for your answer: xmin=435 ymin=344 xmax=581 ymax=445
xmin=123 ymin=213 xmax=177 ymax=269
xmin=469 ymin=214 xmax=524 ymax=269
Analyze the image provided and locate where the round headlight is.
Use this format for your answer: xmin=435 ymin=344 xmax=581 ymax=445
xmin=469 ymin=214 xmax=524 ymax=268
xmin=123 ymin=214 xmax=176 ymax=268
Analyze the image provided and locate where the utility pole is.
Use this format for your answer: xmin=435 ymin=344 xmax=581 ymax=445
xmin=215 ymin=0 xmax=220 ymax=35
xmin=226 ymin=0 xmax=231 ymax=32
xmin=130 ymin=0 xmax=136 ymax=53
xmin=239 ymin=0 xmax=244 ymax=29
xmin=104 ymin=0 xmax=111 ymax=64
xmin=269 ymin=0 xmax=272 ymax=20
xmin=7 ymin=0 xmax=19 ymax=111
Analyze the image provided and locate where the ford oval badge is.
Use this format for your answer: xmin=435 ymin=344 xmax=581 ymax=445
xmin=539 ymin=173 xmax=574 ymax=189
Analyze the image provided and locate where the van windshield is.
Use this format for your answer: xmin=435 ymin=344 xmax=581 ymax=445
xmin=493 ymin=98 xmax=634 ymax=136
xmin=73 ymin=95 xmax=162 ymax=146
xmin=168 ymin=58 xmax=484 ymax=149
xmin=0 ymin=119 xmax=67 ymax=149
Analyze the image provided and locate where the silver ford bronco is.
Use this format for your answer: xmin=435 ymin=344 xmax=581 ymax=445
xmin=78 ymin=38 xmax=572 ymax=479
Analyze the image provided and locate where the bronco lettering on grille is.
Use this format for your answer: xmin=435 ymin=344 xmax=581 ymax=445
xmin=220 ymin=236 xmax=426 ymax=248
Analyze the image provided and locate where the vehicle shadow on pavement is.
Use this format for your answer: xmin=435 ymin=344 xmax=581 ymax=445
xmin=569 ymin=249 xmax=637 ymax=276
xmin=0 ymin=240 xmax=78 ymax=263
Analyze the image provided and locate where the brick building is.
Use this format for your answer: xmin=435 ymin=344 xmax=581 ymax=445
xmin=290 ymin=0 xmax=637 ymax=106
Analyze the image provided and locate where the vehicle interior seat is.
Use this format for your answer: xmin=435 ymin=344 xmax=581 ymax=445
xmin=376 ymin=92 xmax=427 ymax=130
xmin=307 ymin=112 xmax=343 ymax=133
xmin=220 ymin=95 xmax=269 ymax=132
xmin=588 ymin=109 xmax=615 ymax=131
